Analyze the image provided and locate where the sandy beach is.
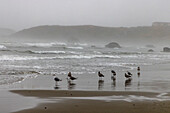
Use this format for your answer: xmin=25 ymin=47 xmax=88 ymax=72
xmin=1 ymin=59 xmax=170 ymax=113
xmin=11 ymin=90 xmax=170 ymax=113
xmin=0 ymin=1 xmax=170 ymax=112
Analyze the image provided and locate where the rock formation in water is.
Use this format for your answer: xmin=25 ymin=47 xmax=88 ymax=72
xmin=163 ymin=47 xmax=170 ymax=52
xmin=105 ymin=42 xmax=121 ymax=48
xmin=148 ymin=49 xmax=154 ymax=52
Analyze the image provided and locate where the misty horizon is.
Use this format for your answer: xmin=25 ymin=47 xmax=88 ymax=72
xmin=0 ymin=0 xmax=170 ymax=30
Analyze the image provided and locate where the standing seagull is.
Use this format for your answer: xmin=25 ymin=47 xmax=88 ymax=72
xmin=67 ymin=72 xmax=78 ymax=81
xmin=98 ymin=71 xmax=104 ymax=79
xmin=70 ymin=76 xmax=78 ymax=81
xmin=137 ymin=67 xmax=140 ymax=71
xmin=68 ymin=72 xmax=72 ymax=78
xmin=54 ymin=76 xmax=62 ymax=89
xmin=111 ymin=70 xmax=116 ymax=81
xmin=125 ymin=73 xmax=132 ymax=79
xmin=111 ymin=70 xmax=116 ymax=76
xmin=127 ymin=71 xmax=132 ymax=76
xmin=54 ymin=76 xmax=62 ymax=82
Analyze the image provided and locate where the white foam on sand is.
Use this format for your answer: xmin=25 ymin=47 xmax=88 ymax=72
xmin=53 ymin=93 xmax=170 ymax=102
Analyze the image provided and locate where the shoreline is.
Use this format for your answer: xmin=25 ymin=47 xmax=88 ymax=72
xmin=1 ymin=63 xmax=170 ymax=112
xmin=10 ymin=90 xmax=159 ymax=97
xmin=11 ymin=90 xmax=170 ymax=113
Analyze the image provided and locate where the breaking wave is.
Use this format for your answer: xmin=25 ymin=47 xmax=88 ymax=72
xmin=0 ymin=45 xmax=7 ymax=49
xmin=0 ymin=55 xmax=55 ymax=61
xmin=27 ymin=50 xmax=66 ymax=54
xmin=24 ymin=42 xmax=67 ymax=47
xmin=66 ymin=46 xmax=84 ymax=50
xmin=0 ymin=75 xmax=24 ymax=85
xmin=57 ymin=55 xmax=120 ymax=59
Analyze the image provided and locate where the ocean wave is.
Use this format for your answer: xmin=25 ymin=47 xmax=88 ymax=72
xmin=0 ymin=70 xmax=41 ymax=75
xmin=31 ymin=50 xmax=66 ymax=54
xmin=0 ymin=71 xmax=40 ymax=85
xmin=1 ymin=42 xmax=67 ymax=48
xmin=4 ymin=65 xmax=42 ymax=69
xmin=94 ymin=55 xmax=120 ymax=59
xmin=93 ymin=51 xmax=102 ymax=54
xmin=16 ymin=50 xmax=82 ymax=55
xmin=101 ymin=51 xmax=143 ymax=55
xmin=24 ymin=42 xmax=67 ymax=47
xmin=0 ymin=55 xmax=55 ymax=61
xmin=57 ymin=55 xmax=91 ymax=59
xmin=0 ymin=45 xmax=7 ymax=49
xmin=57 ymin=55 xmax=120 ymax=59
xmin=25 ymin=42 xmax=56 ymax=47
xmin=66 ymin=46 xmax=84 ymax=49
xmin=54 ymin=42 xmax=67 ymax=46
xmin=73 ymin=43 xmax=88 ymax=46
xmin=0 ymin=75 xmax=24 ymax=85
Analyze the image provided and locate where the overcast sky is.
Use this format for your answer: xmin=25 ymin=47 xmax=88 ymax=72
xmin=0 ymin=0 xmax=170 ymax=30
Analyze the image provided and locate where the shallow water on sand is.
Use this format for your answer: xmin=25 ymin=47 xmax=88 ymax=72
xmin=0 ymin=42 xmax=170 ymax=92
xmin=3 ymin=63 xmax=170 ymax=93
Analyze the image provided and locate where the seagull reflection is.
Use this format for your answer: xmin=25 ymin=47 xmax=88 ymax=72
xmin=137 ymin=72 xmax=141 ymax=90
xmin=98 ymin=80 xmax=104 ymax=90
xmin=111 ymin=75 xmax=116 ymax=89
xmin=111 ymin=80 xmax=116 ymax=89
xmin=111 ymin=75 xmax=116 ymax=81
xmin=125 ymin=78 xmax=132 ymax=87
xmin=137 ymin=72 xmax=140 ymax=77
xmin=54 ymin=85 xmax=60 ymax=90
xmin=67 ymin=80 xmax=76 ymax=90
xmin=137 ymin=80 xmax=140 ymax=90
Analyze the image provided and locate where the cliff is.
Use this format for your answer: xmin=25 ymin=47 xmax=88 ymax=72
xmin=10 ymin=25 xmax=170 ymax=45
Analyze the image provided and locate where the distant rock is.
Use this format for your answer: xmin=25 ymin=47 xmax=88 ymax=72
xmin=163 ymin=47 xmax=170 ymax=52
xmin=105 ymin=42 xmax=121 ymax=48
xmin=148 ymin=49 xmax=154 ymax=52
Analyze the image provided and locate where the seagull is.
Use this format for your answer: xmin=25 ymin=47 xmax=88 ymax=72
xmin=111 ymin=70 xmax=116 ymax=76
xmin=70 ymin=76 xmax=78 ymax=81
xmin=67 ymin=72 xmax=78 ymax=81
xmin=68 ymin=72 xmax=72 ymax=78
xmin=54 ymin=76 xmax=62 ymax=88
xmin=111 ymin=70 xmax=116 ymax=81
xmin=125 ymin=73 xmax=132 ymax=79
xmin=98 ymin=71 xmax=104 ymax=79
xmin=54 ymin=76 xmax=62 ymax=82
xmin=127 ymin=71 xmax=132 ymax=76
xmin=137 ymin=67 xmax=140 ymax=71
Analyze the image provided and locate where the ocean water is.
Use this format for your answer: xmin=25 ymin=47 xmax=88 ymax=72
xmin=0 ymin=42 xmax=170 ymax=91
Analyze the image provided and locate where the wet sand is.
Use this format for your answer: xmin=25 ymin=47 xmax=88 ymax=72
xmin=4 ymin=63 xmax=170 ymax=92
xmin=11 ymin=90 xmax=170 ymax=113
xmin=3 ymin=63 xmax=170 ymax=113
